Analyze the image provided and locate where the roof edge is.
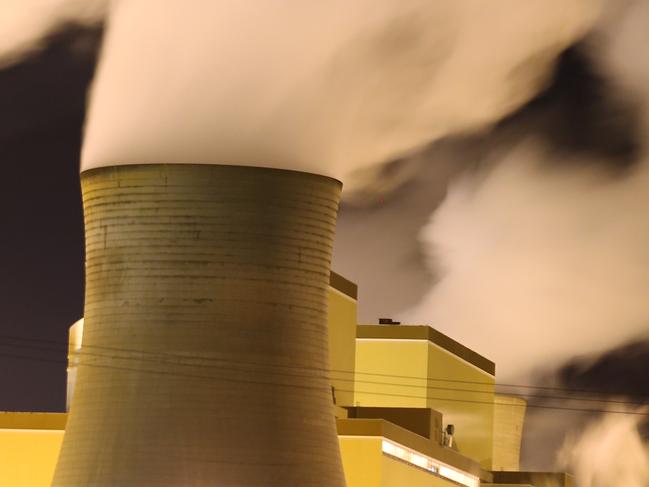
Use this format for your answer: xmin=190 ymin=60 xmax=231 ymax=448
xmin=356 ymin=325 xmax=495 ymax=376
xmin=329 ymin=271 xmax=358 ymax=300
xmin=0 ymin=412 xmax=67 ymax=431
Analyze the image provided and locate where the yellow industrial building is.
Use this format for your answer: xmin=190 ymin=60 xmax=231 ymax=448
xmin=0 ymin=272 xmax=571 ymax=487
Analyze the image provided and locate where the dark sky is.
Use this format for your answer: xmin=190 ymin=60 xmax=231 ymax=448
xmin=0 ymin=23 xmax=647 ymax=428
xmin=0 ymin=25 xmax=101 ymax=411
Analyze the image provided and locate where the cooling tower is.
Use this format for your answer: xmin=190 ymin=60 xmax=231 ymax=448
xmin=52 ymin=164 xmax=347 ymax=486
xmin=492 ymin=394 xmax=527 ymax=471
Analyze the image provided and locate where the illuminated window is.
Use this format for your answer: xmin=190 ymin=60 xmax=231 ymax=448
xmin=381 ymin=439 xmax=479 ymax=487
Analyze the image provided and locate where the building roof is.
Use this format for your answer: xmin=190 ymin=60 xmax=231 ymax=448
xmin=492 ymin=471 xmax=574 ymax=487
xmin=337 ymin=417 xmax=492 ymax=483
xmin=0 ymin=412 xmax=67 ymax=431
xmin=357 ymin=325 xmax=495 ymax=375
xmin=329 ymin=270 xmax=358 ymax=300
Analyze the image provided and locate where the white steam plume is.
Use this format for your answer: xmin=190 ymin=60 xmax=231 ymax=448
xmin=0 ymin=0 xmax=105 ymax=68
xmin=557 ymin=411 xmax=649 ymax=487
xmin=81 ymin=0 xmax=598 ymax=182
xmin=401 ymin=0 xmax=649 ymax=383
xmin=403 ymin=141 xmax=649 ymax=380
xmin=392 ymin=2 xmax=649 ymax=477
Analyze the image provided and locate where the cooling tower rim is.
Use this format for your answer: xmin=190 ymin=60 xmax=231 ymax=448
xmin=494 ymin=393 xmax=528 ymax=405
xmin=80 ymin=163 xmax=343 ymax=188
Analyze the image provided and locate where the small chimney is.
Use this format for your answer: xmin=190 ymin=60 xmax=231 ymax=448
xmin=378 ymin=318 xmax=401 ymax=325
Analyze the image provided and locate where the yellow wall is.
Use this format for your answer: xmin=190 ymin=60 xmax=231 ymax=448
xmin=4 ymin=429 xmax=464 ymax=487
xmin=427 ymin=344 xmax=495 ymax=470
xmin=339 ymin=437 xmax=383 ymax=487
xmin=354 ymin=340 xmax=429 ymax=408
xmin=328 ymin=287 xmax=358 ymax=407
xmin=0 ymin=429 xmax=63 ymax=487
xmin=354 ymin=338 xmax=495 ymax=470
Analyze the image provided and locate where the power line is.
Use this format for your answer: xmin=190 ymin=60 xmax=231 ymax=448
xmin=1 ymin=339 xmax=647 ymax=409
xmin=2 ymin=332 xmax=644 ymax=399
xmin=1 ymin=348 xmax=648 ymax=418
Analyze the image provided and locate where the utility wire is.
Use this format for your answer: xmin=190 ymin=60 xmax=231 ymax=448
xmin=1 ymin=333 xmax=646 ymax=400
xmin=1 ymin=347 xmax=648 ymax=418
xmin=1 ymin=339 xmax=647 ymax=409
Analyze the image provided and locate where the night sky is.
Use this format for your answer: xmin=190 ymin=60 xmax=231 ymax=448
xmin=0 ymin=25 xmax=100 ymax=411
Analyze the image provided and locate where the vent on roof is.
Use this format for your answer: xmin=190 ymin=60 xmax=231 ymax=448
xmin=378 ymin=318 xmax=401 ymax=325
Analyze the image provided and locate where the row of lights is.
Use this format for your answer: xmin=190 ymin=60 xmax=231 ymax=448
xmin=381 ymin=439 xmax=479 ymax=487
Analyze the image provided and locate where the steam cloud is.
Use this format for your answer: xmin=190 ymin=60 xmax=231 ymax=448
xmin=396 ymin=1 xmax=649 ymax=479
xmin=557 ymin=411 xmax=649 ymax=487
xmin=403 ymin=144 xmax=649 ymax=379
xmin=402 ymin=0 xmax=649 ymax=381
xmin=81 ymin=0 xmax=597 ymax=182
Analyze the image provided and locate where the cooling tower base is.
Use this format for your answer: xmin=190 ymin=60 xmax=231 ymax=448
xmin=52 ymin=164 xmax=346 ymax=486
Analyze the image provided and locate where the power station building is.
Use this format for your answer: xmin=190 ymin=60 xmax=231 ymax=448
xmin=0 ymin=271 xmax=572 ymax=487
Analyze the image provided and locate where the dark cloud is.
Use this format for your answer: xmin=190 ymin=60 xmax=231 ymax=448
xmin=519 ymin=337 xmax=649 ymax=470
xmin=497 ymin=44 xmax=642 ymax=168
xmin=559 ymin=339 xmax=649 ymax=401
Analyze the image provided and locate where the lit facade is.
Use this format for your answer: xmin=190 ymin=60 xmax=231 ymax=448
xmin=352 ymin=324 xmax=496 ymax=470
xmin=0 ymin=271 xmax=571 ymax=487
xmin=0 ymin=413 xmax=65 ymax=487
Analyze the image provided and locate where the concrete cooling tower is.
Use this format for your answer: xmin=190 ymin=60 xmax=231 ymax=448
xmin=492 ymin=394 xmax=527 ymax=472
xmin=52 ymin=164 xmax=347 ymax=486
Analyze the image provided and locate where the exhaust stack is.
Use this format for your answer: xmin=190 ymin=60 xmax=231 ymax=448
xmin=53 ymin=164 xmax=346 ymax=486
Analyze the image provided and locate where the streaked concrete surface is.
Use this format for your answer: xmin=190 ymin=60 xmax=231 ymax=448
xmin=53 ymin=164 xmax=346 ymax=486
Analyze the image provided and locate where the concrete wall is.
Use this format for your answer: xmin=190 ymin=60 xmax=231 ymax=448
xmin=492 ymin=394 xmax=527 ymax=471
xmin=53 ymin=164 xmax=346 ymax=486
